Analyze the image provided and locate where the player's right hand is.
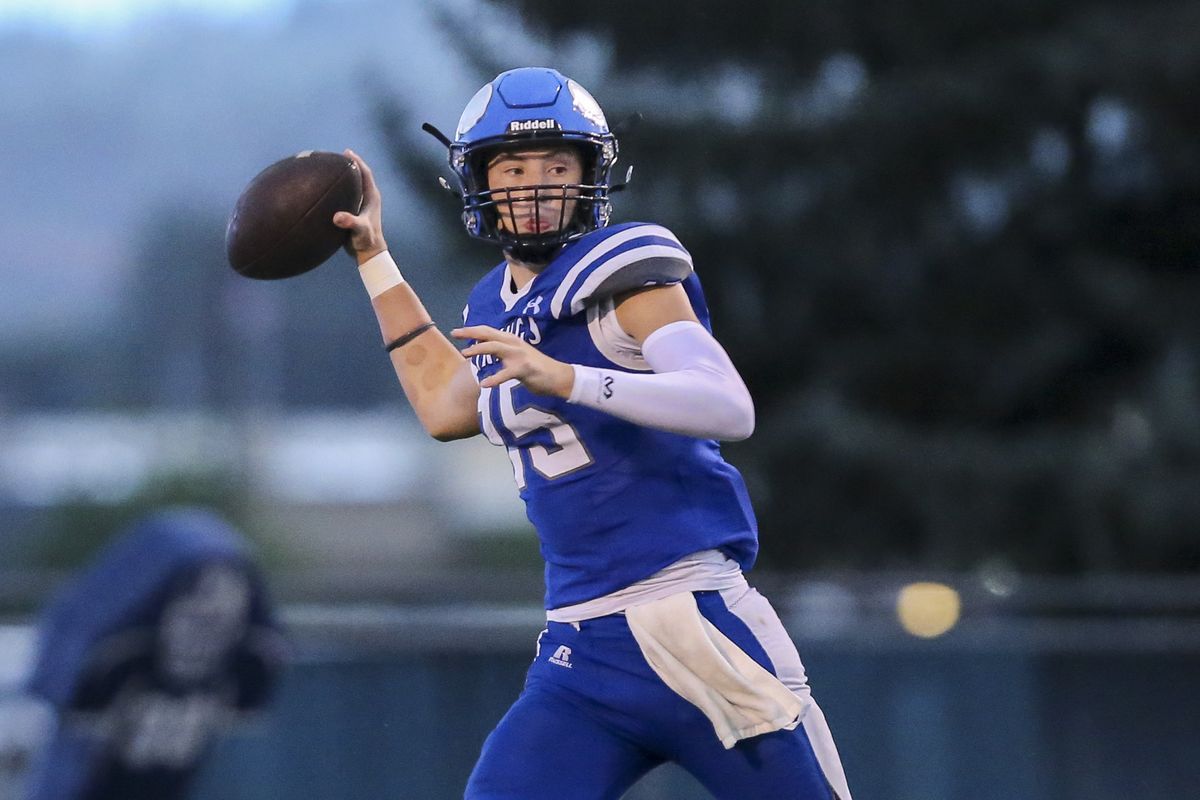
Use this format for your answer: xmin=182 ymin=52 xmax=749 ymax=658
xmin=333 ymin=149 xmax=387 ymax=264
xmin=453 ymin=325 xmax=576 ymax=399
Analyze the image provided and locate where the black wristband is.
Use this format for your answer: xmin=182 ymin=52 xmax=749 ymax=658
xmin=384 ymin=321 xmax=436 ymax=352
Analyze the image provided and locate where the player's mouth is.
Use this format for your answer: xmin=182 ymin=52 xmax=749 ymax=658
xmin=522 ymin=216 xmax=558 ymax=234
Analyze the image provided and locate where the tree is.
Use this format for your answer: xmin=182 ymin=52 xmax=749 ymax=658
xmin=371 ymin=0 xmax=1200 ymax=572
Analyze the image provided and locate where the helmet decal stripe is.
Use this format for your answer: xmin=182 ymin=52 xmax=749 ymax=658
xmin=456 ymin=84 xmax=493 ymax=139
xmin=567 ymin=79 xmax=607 ymax=127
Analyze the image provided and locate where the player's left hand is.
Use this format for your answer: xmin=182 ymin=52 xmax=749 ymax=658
xmin=453 ymin=325 xmax=575 ymax=398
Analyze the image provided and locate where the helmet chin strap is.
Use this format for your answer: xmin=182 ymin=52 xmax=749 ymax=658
xmin=504 ymin=239 xmax=563 ymax=266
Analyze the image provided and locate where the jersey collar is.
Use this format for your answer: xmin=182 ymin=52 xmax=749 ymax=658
xmin=500 ymin=261 xmax=539 ymax=311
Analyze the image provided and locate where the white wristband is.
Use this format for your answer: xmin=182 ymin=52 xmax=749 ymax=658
xmin=358 ymin=250 xmax=405 ymax=299
xmin=568 ymin=364 xmax=605 ymax=405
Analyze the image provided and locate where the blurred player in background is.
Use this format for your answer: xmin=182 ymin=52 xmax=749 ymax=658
xmin=334 ymin=67 xmax=853 ymax=800
xmin=24 ymin=508 xmax=283 ymax=800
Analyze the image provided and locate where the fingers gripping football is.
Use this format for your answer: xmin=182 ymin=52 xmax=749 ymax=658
xmin=453 ymin=325 xmax=575 ymax=398
xmin=333 ymin=149 xmax=387 ymax=260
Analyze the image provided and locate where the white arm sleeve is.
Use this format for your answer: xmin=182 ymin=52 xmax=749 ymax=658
xmin=567 ymin=320 xmax=755 ymax=441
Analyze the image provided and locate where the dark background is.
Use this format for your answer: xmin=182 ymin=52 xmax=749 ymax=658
xmin=473 ymin=0 xmax=1200 ymax=576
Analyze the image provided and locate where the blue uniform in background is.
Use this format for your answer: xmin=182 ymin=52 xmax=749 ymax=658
xmin=461 ymin=225 xmax=850 ymax=799
xmin=25 ymin=509 xmax=283 ymax=800
xmin=463 ymin=222 xmax=758 ymax=609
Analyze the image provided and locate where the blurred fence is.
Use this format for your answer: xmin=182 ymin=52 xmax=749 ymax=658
xmin=3 ymin=573 xmax=1200 ymax=800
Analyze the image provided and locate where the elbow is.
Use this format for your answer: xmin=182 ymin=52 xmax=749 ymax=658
xmin=427 ymin=422 xmax=471 ymax=442
xmin=722 ymin=406 xmax=755 ymax=442
xmin=732 ymin=414 xmax=756 ymax=442
xmin=422 ymin=413 xmax=475 ymax=442
xmin=429 ymin=427 xmax=460 ymax=443
xmin=713 ymin=389 xmax=755 ymax=442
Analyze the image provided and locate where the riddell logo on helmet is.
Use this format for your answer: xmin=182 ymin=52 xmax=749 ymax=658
xmin=507 ymin=118 xmax=562 ymax=133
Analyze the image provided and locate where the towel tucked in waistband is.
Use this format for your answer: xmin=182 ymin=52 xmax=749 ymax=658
xmin=625 ymin=591 xmax=807 ymax=749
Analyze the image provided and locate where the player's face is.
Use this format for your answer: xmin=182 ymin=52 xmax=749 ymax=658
xmin=158 ymin=565 xmax=251 ymax=684
xmin=486 ymin=147 xmax=584 ymax=236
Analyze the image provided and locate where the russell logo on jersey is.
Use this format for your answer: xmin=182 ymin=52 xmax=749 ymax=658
xmin=548 ymin=645 xmax=573 ymax=668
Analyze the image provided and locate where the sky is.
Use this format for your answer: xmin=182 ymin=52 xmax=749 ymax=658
xmin=0 ymin=0 xmax=581 ymax=344
xmin=0 ymin=0 xmax=549 ymax=516
xmin=0 ymin=0 xmax=296 ymax=32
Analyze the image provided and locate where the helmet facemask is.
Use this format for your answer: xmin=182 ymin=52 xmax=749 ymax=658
xmin=439 ymin=68 xmax=620 ymax=263
xmin=464 ymin=141 xmax=613 ymax=263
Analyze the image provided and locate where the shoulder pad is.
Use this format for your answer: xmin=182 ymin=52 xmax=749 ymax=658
xmin=550 ymin=224 xmax=693 ymax=318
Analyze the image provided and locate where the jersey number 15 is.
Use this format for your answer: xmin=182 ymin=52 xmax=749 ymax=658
xmin=478 ymin=381 xmax=594 ymax=489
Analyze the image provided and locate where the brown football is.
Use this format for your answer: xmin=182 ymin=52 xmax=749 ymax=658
xmin=225 ymin=150 xmax=363 ymax=280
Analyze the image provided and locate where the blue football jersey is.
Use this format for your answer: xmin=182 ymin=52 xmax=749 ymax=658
xmin=463 ymin=222 xmax=758 ymax=608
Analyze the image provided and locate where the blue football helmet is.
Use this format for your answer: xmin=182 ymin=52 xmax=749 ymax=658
xmin=439 ymin=67 xmax=619 ymax=262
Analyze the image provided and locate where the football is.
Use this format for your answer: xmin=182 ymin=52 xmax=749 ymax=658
xmin=225 ymin=150 xmax=363 ymax=280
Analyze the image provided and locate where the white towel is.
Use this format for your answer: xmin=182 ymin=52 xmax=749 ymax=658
xmin=625 ymin=591 xmax=807 ymax=749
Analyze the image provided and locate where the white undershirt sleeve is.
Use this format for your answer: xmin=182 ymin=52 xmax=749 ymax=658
xmin=567 ymin=320 xmax=755 ymax=441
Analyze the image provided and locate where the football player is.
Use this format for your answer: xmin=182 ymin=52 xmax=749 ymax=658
xmin=25 ymin=509 xmax=282 ymax=800
xmin=334 ymin=67 xmax=853 ymax=800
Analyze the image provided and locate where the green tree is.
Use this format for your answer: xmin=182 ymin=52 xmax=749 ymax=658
xmin=371 ymin=0 xmax=1200 ymax=573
